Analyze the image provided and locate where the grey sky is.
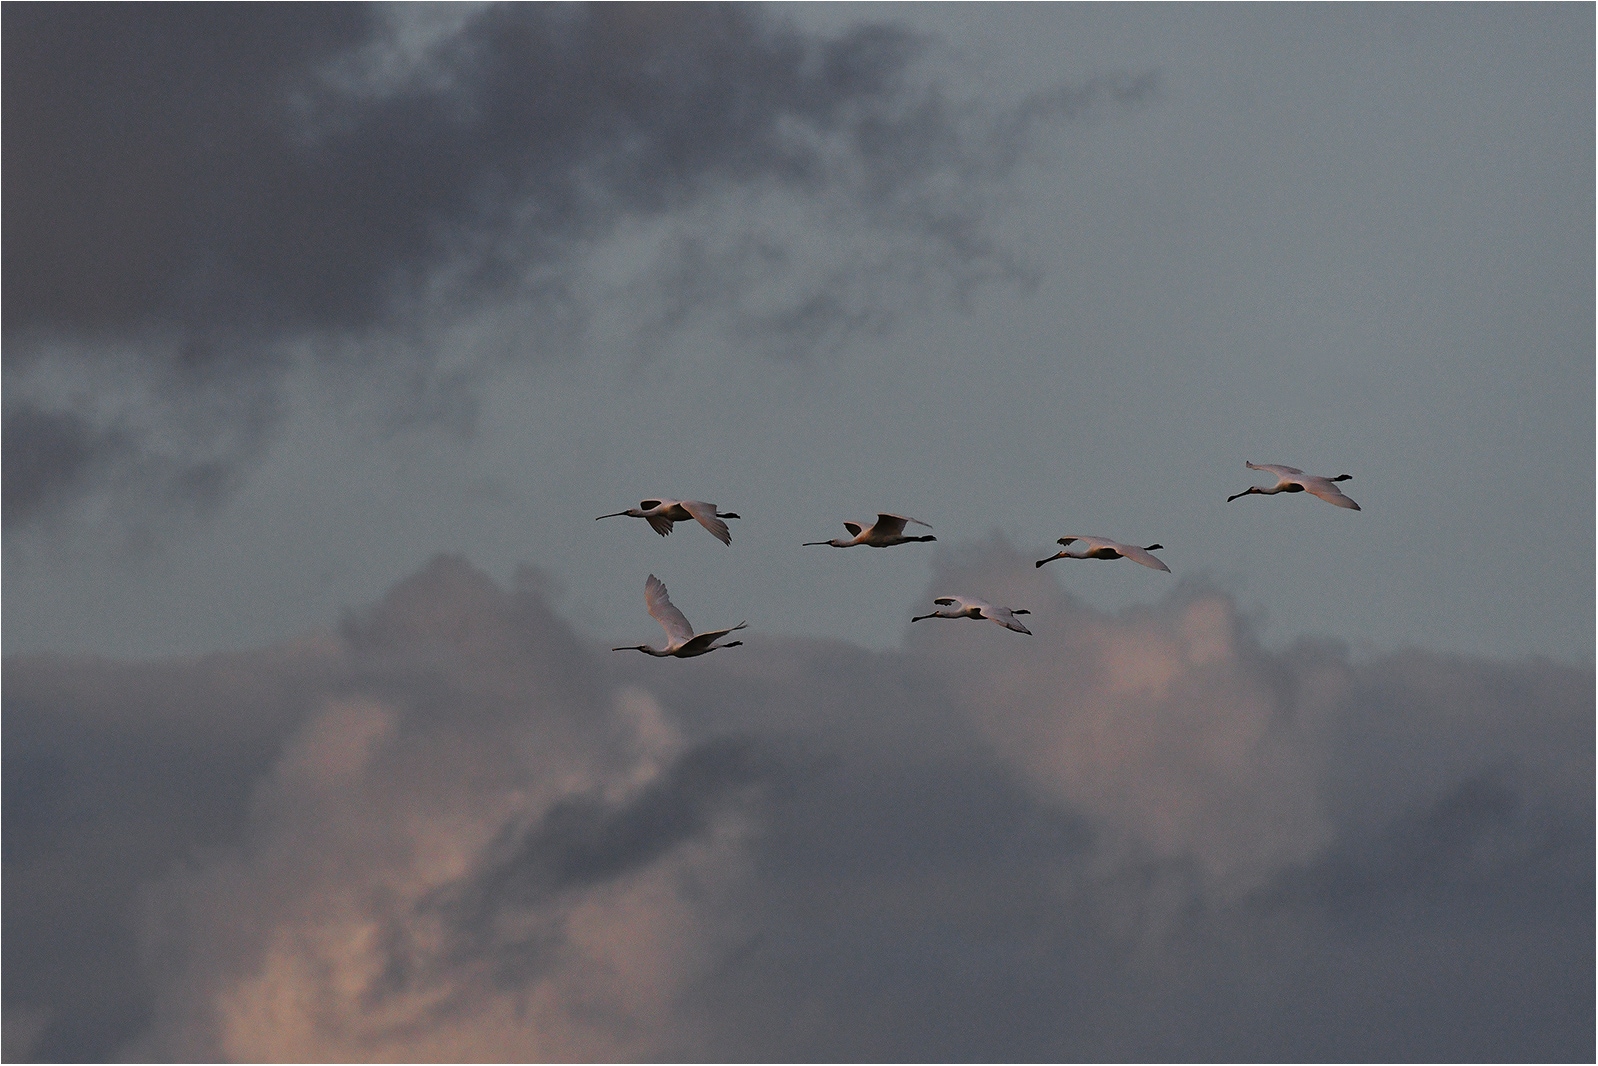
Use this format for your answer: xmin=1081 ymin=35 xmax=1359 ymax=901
xmin=5 ymin=3 xmax=1592 ymax=667
xmin=3 ymin=4 xmax=1593 ymax=1061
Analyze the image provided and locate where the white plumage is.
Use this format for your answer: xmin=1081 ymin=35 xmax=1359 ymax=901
xmin=1227 ymin=462 xmax=1360 ymax=510
xmin=596 ymin=499 xmax=742 ymax=544
xmin=1035 ymin=536 xmax=1170 ymax=572
xmin=803 ymin=512 xmax=936 ymax=548
xmin=911 ymin=595 xmax=1032 ymax=634
xmin=613 ymin=575 xmax=747 ymax=657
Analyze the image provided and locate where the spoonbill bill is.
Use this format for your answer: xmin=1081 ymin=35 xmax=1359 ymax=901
xmin=612 ymin=575 xmax=746 ymax=657
xmin=803 ymin=513 xmax=935 ymax=548
xmin=1035 ymin=537 xmax=1170 ymax=571
xmin=911 ymin=596 xmax=1032 ymax=634
xmin=1227 ymin=462 xmax=1360 ymax=510
xmin=596 ymin=499 xmax=742 ymax=544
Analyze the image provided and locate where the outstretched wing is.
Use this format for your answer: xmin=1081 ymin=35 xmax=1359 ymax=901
xmin=871 ymin=514 xmax=909 ymax=538
xmin=1115 ymin=544 xmax=1171 ymax=572
xmin=645 ymin=514 xmax=675 ymax=537
xmin=990 ymin=607 xmax=1032 ymax=635
xmin=681 ymin=500 xmax=733 ymax=545
xmin=644 ymin=575 xmax=695 ymax=647
xmin=678 ymin=621 xmax=748 ymax=656
xmin=1302 ymin=479 xmax=1361 ymax=510
xmin=874 ymin=513 xmax=930 ymax=536
xmin=932 ymin=596 xmax=961 ymax=607
xmin=1247 ymin=462 xmax=1303 ymax=477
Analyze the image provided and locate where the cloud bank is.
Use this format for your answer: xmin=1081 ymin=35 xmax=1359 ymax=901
xmin=5 ymin=545 xmax=1591 ymax=1061
xmin=3 ymin=4 xmax=1151 ymax=529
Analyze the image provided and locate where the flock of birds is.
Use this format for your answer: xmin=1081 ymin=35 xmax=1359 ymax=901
xmin=602 ymin=461 xmax=1361 ymax=655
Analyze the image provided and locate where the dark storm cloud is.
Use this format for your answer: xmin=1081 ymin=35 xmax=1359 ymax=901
xmin=5 ymin=549 xmax=1589 ymax=1060
xmin=3 ymin=5 xmax=368 ymax=336
xmin=4 ymin=4 xmax=1149 ymax=528
xmin=452 ymin=735 xmax=775 ymax=912
xmin=0 ymin=404 xmax=132 ymax=524
xmin=5 ymin=4 xmax=916 ymax=337
xmin=2 ymin=392 xmax=267 ymax=529
xmin=375 ymin=734 xmax=785 ymax=1014
xmin=1253 ymin=768 xmax=1591 ymax=919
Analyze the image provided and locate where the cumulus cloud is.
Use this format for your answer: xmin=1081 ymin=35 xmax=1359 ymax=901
xmin=4 ymin=547 xmax=1590 ymax=1061
xmin=3 ymin=4 xmax=1152 ymax=530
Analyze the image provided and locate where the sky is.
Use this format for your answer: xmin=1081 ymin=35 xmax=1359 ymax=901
xmin=3 ymin=4 xmax=1593 ymax=1062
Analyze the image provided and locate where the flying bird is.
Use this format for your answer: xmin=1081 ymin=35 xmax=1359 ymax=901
xmin=803 ymin=513 xmax=936 ymax=548
xmin=596 ymin=499 xmax=742 ymax=544
xmin=612 ymin=575 xmax=746 ymax=657
xmin=1227 ymin=462 xmax=1361 ymax=510
xmin=1035 ymin=537 xmax=1170 ymax=571
xmin=911 ymin=596 xmax=1032 ymax=634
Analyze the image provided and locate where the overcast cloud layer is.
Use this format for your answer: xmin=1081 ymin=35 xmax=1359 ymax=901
xmin=5 ymin=548 xmax=1592 ymax=1061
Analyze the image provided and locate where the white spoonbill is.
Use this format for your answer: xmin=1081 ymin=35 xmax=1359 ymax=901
xmin=596 ymin=499 xmax=742 ymax=544
xmin=803 ymin=513 xmax=936 ymax=548
xmin=911 ymin=596 xmax=1032 ymax=634
xmin=1227 ymin=462 xmax=1360 ymax=510
xmin=1035 ymin=537 xmax=1170 ymax=572
xmin=612 ymin=575 xmax=746 ymax=657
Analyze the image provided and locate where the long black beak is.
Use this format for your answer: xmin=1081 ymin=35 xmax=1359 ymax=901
xmin=597 ymin=512 xmax=628 ymax=520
